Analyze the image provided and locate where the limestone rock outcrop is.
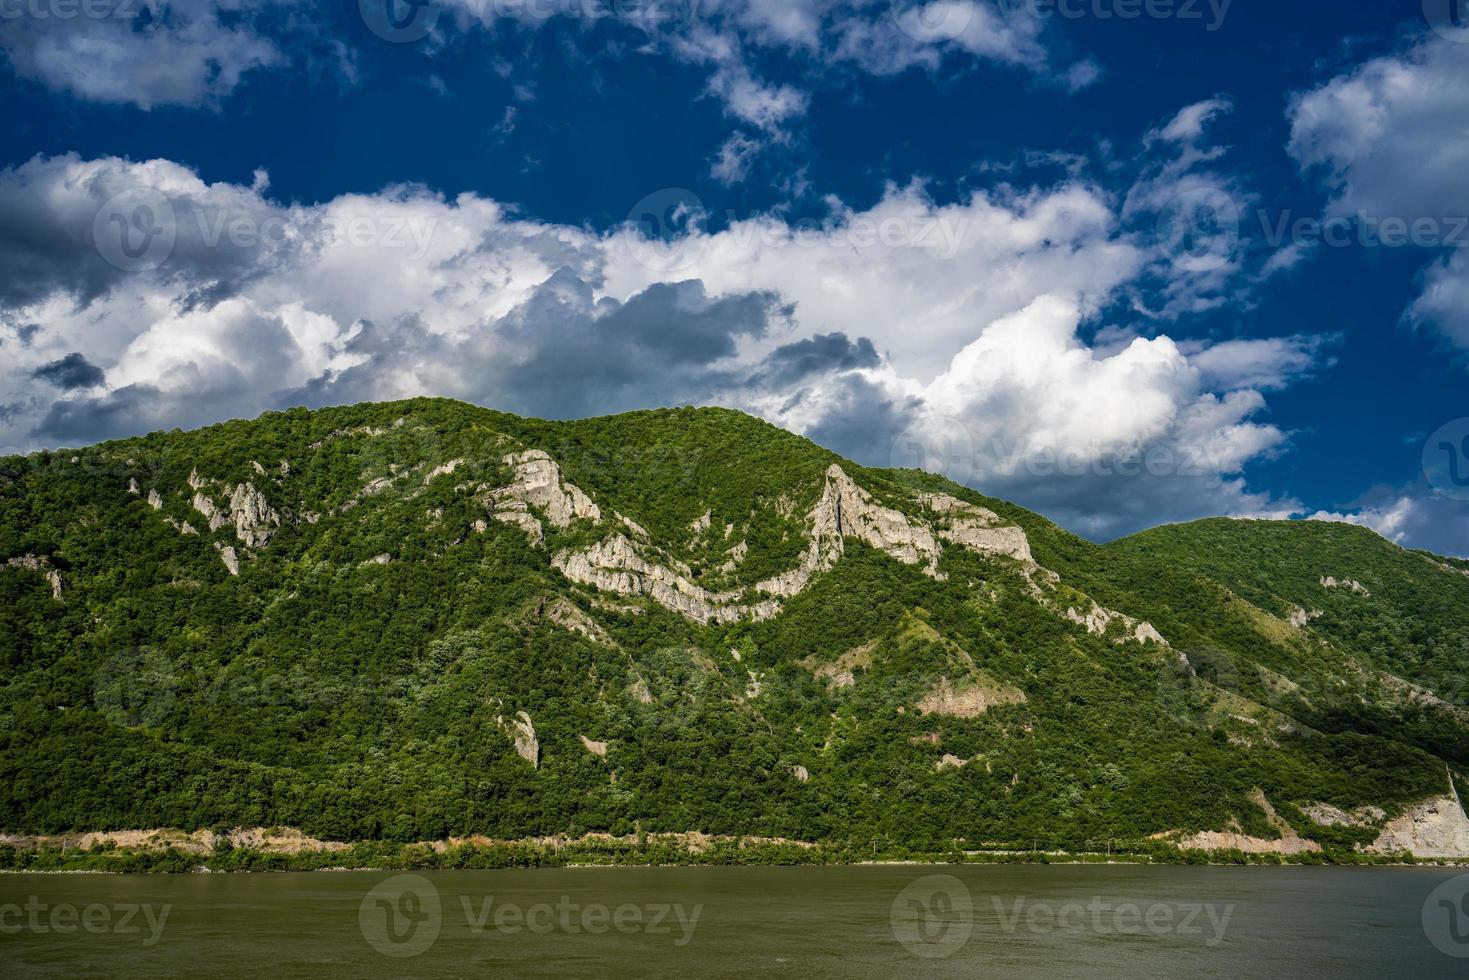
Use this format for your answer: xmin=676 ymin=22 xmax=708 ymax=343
xmin=553 ymin=534 xmax=777 ymax=626
xmin=916 ymin=675 xmax=1027 ymax=718
xmin=1064 ymin=602 xmax=1168 ymax=646
xmin=499 ymin=711 xmax=540 ymax=769
xmin=920 ymin=493 xmax=1034 ymax=562
xmin=1321 ymin=576 xmax=1371 ymax=596
xmin=491 ymin=451 xmax=600 ymax=538
xmin=5 ymin=555 xmax=62 ymax=600
xmin=1366 ymin=776 xmax=1469 ymax=857
xmin=227 ymin=482 xmax=281 ymax=549
xmin=1288 ymin=606 xmax=1323 ymax=628
xmin=1177 ymin=790 xmax=1321 ymax=854
xmin=1300 ymin=802 xmax=1385 ymax=828
xmin=192 ymin=492 xmax=229 ymax=532
xmin=216 ymin=544 xmax=241 ymax=576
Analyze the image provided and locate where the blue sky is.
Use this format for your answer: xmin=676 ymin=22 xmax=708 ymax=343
xmin=2 ymin=0 xmax=1467 ymax=553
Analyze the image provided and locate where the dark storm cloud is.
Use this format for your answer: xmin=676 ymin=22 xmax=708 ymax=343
xmin=287 ymin=272 xmax=794 ymax=422
xmin=749 ymin=333 xmax=879 ymax=389
xmin=31 ymin=353 xmax=106 ymax=391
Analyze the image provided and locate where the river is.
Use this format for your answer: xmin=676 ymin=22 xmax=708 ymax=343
xmin=3 ymin=865 xmax=1467 ymax=977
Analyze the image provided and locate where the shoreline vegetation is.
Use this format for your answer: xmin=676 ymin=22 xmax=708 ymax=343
xmin=2 ymin=830 xmax=1464 ymax=874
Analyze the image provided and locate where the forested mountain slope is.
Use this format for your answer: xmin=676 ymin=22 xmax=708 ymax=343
xmin=3 ymin=399 xmax=1467 ymax=859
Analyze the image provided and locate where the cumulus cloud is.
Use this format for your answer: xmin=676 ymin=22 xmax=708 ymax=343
xmin=1122 ymin=98 xmax=1253 ymax=319
xmin=31 ymin=352 xmax=105 ymax=390
xmin=439 ymin=0 xmax=1088 ymax=171
xmin=1307 ymin=485 xmax=1469 ymax=560
xmin=0 ymin=0 xmax=286 ymax=109
xmin=0 ymin=151 xmax=1330 ymax=544
xmin=774 ymin=295 xmax=1300 ymax=539
xmin=1288 ymin=35 xmax=1469 ymax=353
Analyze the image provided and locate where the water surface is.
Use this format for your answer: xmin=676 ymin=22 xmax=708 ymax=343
xmin=2 ymin=865 xmax=1465 ymax=978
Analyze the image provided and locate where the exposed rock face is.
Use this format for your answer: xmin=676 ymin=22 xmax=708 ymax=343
xmin=1301 ymin=802 xmax=1386 ymax=828
xmin=127 ymin=478 xmax=139 ymax=495
xmin=750 ymin=465 xmax=942 ymax=601
xmin=1289 ymin=607 xmax=1323 ymax=628
xmin=501 ymin=711 xmax=540 ymax=769
xmin=921 ymin=493 xmax=1034 ymax=562
xmin=6 ymin=555 xmax=62 ymax=600
xmin=216 ymin=544 xmax=240 ymax=576
xmin=1321 ymin=576 xmax=1371 ymax=597
xmin=192 ymin=493 xmax=229 ymax=532
xmin=716 ymin=540 xmax=748 ymax=575
xmin=1366 ymin=776 xmax=1469 ymax=857
xmin=1064 ymin=602 xmax=1168 ymax=646
xmin=936 ymin=754 xmax=969 ymax=770
xmin=821 ymin=466 xmax=941 ymax=572
xmin=547 ymin=461 xmax=1162 ymax=642
xmin=425 ymin=459 xmax=464 ymax=482
xmin=792 ymin=765 xmax=810 ymax=783
xmin=492 ymin=451 xmax=600 ymax=532
xmin=228 ymin=482 xmax=280 ymax=548
xmin=147 ymin=489 xmax=163 ymax=510
xmin=801 ymin=641 xmax=876 ymax=690
xmin=916 ymin=675 xmax=1027 ymax=718
xmin=1176 ymin=789 xmax=1322 ymax=854
xmin=553 ymin=534 xmax=776 ymax=626
xmin=579 ymin=735 xmax=608 ymax=757
xmin=537 ymin=597 xmax=617 ymax=648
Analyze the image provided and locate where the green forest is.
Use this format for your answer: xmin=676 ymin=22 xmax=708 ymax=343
xmin=3 ymin=398 xmax=1467 ymax=865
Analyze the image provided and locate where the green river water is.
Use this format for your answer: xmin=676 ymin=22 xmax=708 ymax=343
xmin=3 ymin=865 xmax=1468 ymax=977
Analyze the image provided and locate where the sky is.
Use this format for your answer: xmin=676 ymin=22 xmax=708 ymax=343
xmin=1 ymin=0 xmax=1467 ymax=554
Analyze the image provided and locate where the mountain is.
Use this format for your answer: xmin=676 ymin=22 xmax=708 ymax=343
xmin=3 ymin=398 xmax=1469 ymax=863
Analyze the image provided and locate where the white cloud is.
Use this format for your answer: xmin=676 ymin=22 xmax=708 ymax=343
xmin=0 ymin=151 xmax=1327 ymax=544
xmin=1288 ymin=35 xmax=1469 ymax=352
xmin=1307 ymin=485 xmax=1469 ymax=559
xmin=603 ymin=180 xmax=1143 ymax=380
xmin=1149 ymin=97 xmax=1232 ymax=145
xmin=0 ymin=0 xmax=287 ymax=109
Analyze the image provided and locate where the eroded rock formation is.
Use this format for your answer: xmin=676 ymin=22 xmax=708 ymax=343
xmin=5 ymin=555 xmax=62 ymax=600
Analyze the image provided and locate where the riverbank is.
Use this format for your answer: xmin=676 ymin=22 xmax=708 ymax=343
xmin=3 ymin=830 xmax=1464 ymax=873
